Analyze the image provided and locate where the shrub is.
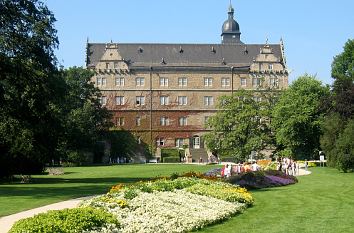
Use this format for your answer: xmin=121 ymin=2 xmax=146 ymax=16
xmin=162 ymin=157 xmax=180 ymax=163
xmin=9 ymin=207 xmax=119 ymax=233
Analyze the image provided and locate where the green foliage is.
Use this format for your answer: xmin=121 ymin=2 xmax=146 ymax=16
xmin=162 ymin=157 xmax=180 ymax=163
xmin=320 ymin=113 xmax=343 ymax=167
xmin=0 ymin=0 xmax=63 ymax=177
xmin=123 ymin=188 xmax=138 ymax=200
xmin=331 ymin=39 xmax=354 ymax=119
xmin=205 ymin=90 xmax=276 ymax=161
xmin=59 ymin=67 xmax=112 ymax=163
xmin=272 ymin=75 xmax=330 ymax=159
xmin=335 ymin=119 xmax=354 ymax=172
xmin=108 ymin=130 xmax=149 ymax=161
xmin=321 ymin=39 xmax=353 ymax=171
xmin=9 ymin=207 xmax=119 ymax=233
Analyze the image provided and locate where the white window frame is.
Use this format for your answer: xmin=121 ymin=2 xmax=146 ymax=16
xmin=268 ymin=63 xmax=273 ymax=70
xmin=116 ymin=117 xmax=125 ymax=126
xmin=96 ymin=76 xmax=107 ymax=86
xmin=179 ymin=117 xmax=187 ymax=126
xmin=178 ymin=96 xmax=187 ymax=105
xmin=136 ymin=77 xmax=145 ymax=87
xmin=160 ymin=96 xmax=169 ymax=105
xmin=252 ymin=77 xmax=261 ymax=87
xmin=136 ymin=96 xmax=145 ymax=106
xmin=269 ymin=77 xmax=279 ymax=87
xmin=178 ymin=77 xmax=187 ymax=87
xmin=204 ymin=96 xmax=214 ymax=106
xmin=240 ymin=78 xmax=247 ymax=87
xmin=221 ymin=77 xmax=230 ymax=88
xmin=159 ymin=77 xmax=169 ymax=87
xmin=136 ymin=117 xmax=141 ymax=126
xmin=156 ymin=138 xmax=165 ymax=147
xmin=115 ymin=96 xmax=125 ymax=105
xmin=204 ymin=77 xmax=213 ymax=87
xmin=160 ymin=116 xmax=169 ymax=126
xmin=115 ymin=77 xmax=125 ymax=86
xmin=176 ymin=138 xmax=184 ymax=148
xmin=99 ymin=96 xmax=107 ymax=106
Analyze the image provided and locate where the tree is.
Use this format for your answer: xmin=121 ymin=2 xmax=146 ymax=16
xmin=335 ymin=119 xmax=354 ymax=172
xmin=204 ymin=90 xmax=275 ymax=162
xmin=331 ymin=39 xmax=354 ymax=119
xmin=320 ymin=39 xmax=354 ymax=171
xmin=320 ymin=113 xmax=343 ymax=167
xmin=272 ymin=75 xmax=330 ymax=160
xmin=0 ymin=0 xmax=62 ymax=177
xmin=59 ymin=67 xmax=112 ymax=164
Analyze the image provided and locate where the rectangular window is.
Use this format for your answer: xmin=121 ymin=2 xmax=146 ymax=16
xmin=179 ymin=117 xmax=187 ymax=126
xmin=204 ymin=96 xmax=214 ymax=106
xmin=204 ymin=77 xmax=213 ymax=87
xmin=116 ymin=117 xmax=125 ymax=126
xmin=96 ymin=76 xmax=107 ymax=86
xmin=178 ymin=77 xmax=187 ymax=87
xmin=253 ymin=96 xmax=262 ymax=102
xmin=115 ymin=96 xmax=124 ymax=105
xmin=269 ymin=77 xmax=279 ymax=87
xmin=252 ymin=77 xmax=261 ymax=87
xmin=160 ymin=96 xmax=169 ymax=105
xmin=136 ymin=96 xmax=145 ymax=106
xmin=156 ymin=138 xmax=165 ymax=146
xmin=105 ymin=63 xmax=109 ymax=69
xmin=240 ymin=78 xmax=247 ymax=87
xmin=176 ymin=138 xmax=184 ymax=148
xmin=159 ymin=77 xmax=169 ymax=87
xmin=136 ymin=117 xmax=141 ymax=126
xmin=178 ymin=96 xmax=187 ymax=105
xmin=99 ymin=96 xmax=107 ymax=106
xmin=136 ymin=77 xmax=145 ymax=86
xmin=204 ymin=116 xmax=211 ymax=128
xmin=114 ymin=62 xmax=119 ymax=69
xmin=221 ymin=78 xmax=230 ymax=88
xmin=115 ymin=77 xmax=125 ymax=86
xmin=160 ymin=117 xmax=169 ymax=126
xmin=268 ymin=63 xmax=273 ymax=70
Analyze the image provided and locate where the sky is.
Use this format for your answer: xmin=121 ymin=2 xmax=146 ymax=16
xmin=44 ymin=0 xmax=354 ymax=85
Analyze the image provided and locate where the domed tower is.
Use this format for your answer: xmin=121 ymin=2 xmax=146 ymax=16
xmin=221 ymin=2 xmax=242 ymax=44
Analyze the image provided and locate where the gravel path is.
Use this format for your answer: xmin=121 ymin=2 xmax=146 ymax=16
xmin=0 ymin=196 xmax=92 ymax=233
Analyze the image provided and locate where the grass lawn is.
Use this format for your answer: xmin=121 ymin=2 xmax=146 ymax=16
xmin=0 ymin=164 xmax=217 ymax=217
xmin=1 ymin=165 xmax=354 ymax=232
xmin=198 ymin=167 xmax=354 ymax=233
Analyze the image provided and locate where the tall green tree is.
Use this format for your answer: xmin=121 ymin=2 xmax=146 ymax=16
xmin=204 ymin=90 xmax=275 ymax=162
xmin=59 ymin=67 xmax=112 ymax=163
xmin=0 ymin=0 xmax=62 ymax=177
xmin=331 ymin=39 xmax=354 ymax=119
xmin=320 ymin=39 xmax=354 ymax=171
xmin=272 ymin=75 xmax=330 ymax=159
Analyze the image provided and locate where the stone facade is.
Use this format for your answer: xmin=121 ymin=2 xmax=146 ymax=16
xmin=86 ymin=4 xmax=288 ymax=154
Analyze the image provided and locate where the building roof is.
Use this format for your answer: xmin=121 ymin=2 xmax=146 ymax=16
xmin=86 ymin=43 xmax=283 ymax=69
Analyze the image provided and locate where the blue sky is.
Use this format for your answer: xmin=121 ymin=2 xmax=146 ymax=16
xmin=44 ymin=0 xmax=354 ymax=85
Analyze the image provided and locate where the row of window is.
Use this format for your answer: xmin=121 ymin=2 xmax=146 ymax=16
xmin=96 ymin=76 xmax=279 ymax=88
xmin=115 ymin=115 xmax=208 ymax=127
xmin=99 ymin=96 xmax=214 ymax=106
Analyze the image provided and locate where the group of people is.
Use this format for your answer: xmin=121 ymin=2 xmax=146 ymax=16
xmin=221 ymin=162 xmax=261 ymax=178
xmin=276 ymin=157 xmax=299 ymax=176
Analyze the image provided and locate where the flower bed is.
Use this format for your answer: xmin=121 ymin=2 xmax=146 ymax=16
xmin=227 ymin=170 xmax=298 ymax=189
xmin=11 ymin=173 xmax=253 ymax=233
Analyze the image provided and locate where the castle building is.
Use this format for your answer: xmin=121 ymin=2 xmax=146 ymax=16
xmin=86 ymin=3 xmax=288 ymax=159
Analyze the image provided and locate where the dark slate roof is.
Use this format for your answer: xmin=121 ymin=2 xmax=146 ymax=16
xmin=86 ymin=43 xmax=282 ymax=68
